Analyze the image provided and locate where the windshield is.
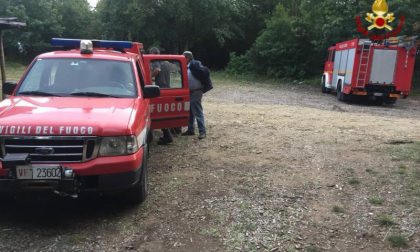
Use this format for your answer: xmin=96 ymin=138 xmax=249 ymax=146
xmin=17 ymin=58 xmax=137 ymax=98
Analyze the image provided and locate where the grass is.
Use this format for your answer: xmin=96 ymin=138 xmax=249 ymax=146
xmin=411 ymin=74 xmax=420 ymax=97
xmin=397 ymin=165 xmax=407 ymax=175
xmin=200 ymin=227 xmax=221 ymax=238
xmin=387 ymin=234 xmax=409 ymax=248
xmin=348 ymin=177 xmax=361 ymax=185
xmin=393 ymin=142 xmax=420 ymax=163
xmin=213 ymin=71 xmax=320 ymax=89
xmin=377 ymin=214 xmax=396 ymax=226
xmin=369 ymin=197 xmax=384 ymax=206
xmin=5 ymin=61 xmax=27 ymax=81
xmin=332 ymin=205 xmax=345 ymax=213
xmin=305 ymin=245 xmax=320 ymax=252
xmin=391 ymin=142 xmax=420 ymax=201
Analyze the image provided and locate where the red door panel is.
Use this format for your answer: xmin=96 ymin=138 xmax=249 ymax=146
xmin=143 ymin=55 xmax=190 ymax=129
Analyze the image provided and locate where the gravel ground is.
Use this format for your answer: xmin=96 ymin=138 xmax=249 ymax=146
xmin=0 ymin=79 xmax=419 ymax=252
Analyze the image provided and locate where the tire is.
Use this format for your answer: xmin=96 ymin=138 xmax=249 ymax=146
xmin=336 ymin=81 xmax=348 ymax=102
xmin=384 ymin=97 xmax=397 ymax=105
xmin=374 ymin=96 xmax=384 ymax=105
xmin=147 ymin=130 xmax=153 ymax=144
xmin=124 ymin=147 xmax=148 ymax=204
xmin=0 ymin=193 xmax=14 ymax=203
xmin=321 ymin=77 xmax=331 ymax=94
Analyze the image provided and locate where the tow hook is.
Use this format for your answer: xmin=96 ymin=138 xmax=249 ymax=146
xmin=64 ymin=169 xmax=74 ymax=178
xmin=54 ymin=190 xmax=78 ymax=198
xmin=53 ymin=168 xmax=80 ymax=198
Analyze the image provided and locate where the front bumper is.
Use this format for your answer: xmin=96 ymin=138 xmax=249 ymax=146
xmin=0 ymin=148 xmax=144 ymax=193
xmin=351 ymin=84 xmax=406 ymax=98
xmin=0 ymin=169 xmax=141 ymax=194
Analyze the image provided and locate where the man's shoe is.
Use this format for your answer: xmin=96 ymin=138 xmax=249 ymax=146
xmin=157 ymin=137 xmax=173 ymax=145
xmin=198 ymin=133 xmax=206 ymax=140
xmin=181 ymin=131 xmax=195 ymax=136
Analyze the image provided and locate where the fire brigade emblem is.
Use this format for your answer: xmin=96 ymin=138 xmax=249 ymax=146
xmin=365 ymin=0 xmax=394 ymax=30
xmin=355 ymin=0 xmax=405 ymax=41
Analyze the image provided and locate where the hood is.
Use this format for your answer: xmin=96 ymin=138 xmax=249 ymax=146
xmin=0 ymin=96 xmax=136 ymax=136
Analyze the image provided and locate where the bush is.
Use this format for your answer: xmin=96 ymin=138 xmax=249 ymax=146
xmin=226 ymin=52 xmax=253 ymax=75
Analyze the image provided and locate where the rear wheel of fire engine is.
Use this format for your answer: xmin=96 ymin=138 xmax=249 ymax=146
xmin=384 ymin=97 xmax=397 ymax=105
xmin=336 ymin=82 xmax=348 ymax=102
xmin=374 ymin=96 xmax=384 ymax=105
xmin=124 ymin=146 xmax=148 ymax=204
xmin=321 ymin=77 xmax=331 ymax=94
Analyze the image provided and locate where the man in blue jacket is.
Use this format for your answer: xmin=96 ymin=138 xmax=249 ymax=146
xmin=182 ymin=51 xmax=206 ymax=139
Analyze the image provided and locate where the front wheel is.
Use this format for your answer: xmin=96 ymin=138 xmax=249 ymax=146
xmin=321 ymin=77 xmax=331 ymax=94
xmin=124 ymin=148 xmax=148 ymax=204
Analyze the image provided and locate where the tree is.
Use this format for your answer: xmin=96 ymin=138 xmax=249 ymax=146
xmin=57 ymin=0 xmax=93 ymax=39
xmin=5 ymin=0 xmax=64 ymax=55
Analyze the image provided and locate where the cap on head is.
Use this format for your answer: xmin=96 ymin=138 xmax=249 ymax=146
xmin=183 ymin=51 xmax=193 ymax=60
xmin=149 ymin=47 xmax=160 ymax=54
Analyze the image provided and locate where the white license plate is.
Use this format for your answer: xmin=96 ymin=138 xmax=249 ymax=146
xmin=16 ymin=165 xmax=62 ymax=180
xmin=373 ymin=92 xmax=384 ymax=96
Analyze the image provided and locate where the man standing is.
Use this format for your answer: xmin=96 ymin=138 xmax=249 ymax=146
xmin=149 ymin=47 xmax=173 ymax=145
xmin=182 ymin=51 xmax=206 ymax=139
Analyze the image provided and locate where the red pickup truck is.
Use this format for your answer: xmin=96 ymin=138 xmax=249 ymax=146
xmin=0 ymin=39 xmax=190 ymax=204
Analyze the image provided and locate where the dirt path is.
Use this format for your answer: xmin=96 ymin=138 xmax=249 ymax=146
xmin=0 ymin=80 xmax=419 ymax=251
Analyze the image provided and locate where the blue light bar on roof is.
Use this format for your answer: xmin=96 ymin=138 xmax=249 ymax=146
xmin=95 ymin=40 xmax=132 ymax=49
xmin=51 ymin=38 xmax=80 ymax=47
xmin=51 ymin=38 xmax=133 ymax=49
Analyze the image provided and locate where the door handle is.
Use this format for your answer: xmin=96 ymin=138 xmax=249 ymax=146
xmin=175 ymin=97 xmax=184 ymax=101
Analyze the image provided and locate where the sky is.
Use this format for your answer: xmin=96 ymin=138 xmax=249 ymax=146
xmin=87 ymin=0 xmax=99 ymax=8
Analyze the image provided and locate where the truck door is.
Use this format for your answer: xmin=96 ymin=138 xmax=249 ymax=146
xmin=143 ymin=55 xmax=190 ymax=129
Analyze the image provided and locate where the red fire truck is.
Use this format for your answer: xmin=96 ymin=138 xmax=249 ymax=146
xmin=322 ymin=37 xmax=418 ymax=104
xmin=0 ymin=39 xmax=190 ymax=203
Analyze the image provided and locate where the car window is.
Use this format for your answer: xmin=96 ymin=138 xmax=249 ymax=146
xmin=150 ymin=60 xmax=182 ymax=89
xmin=18 ymin=58 xmax=137 ymax=98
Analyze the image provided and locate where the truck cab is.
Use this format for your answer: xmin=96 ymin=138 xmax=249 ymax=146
xmin=0 ymin=39 xmax=190 ymax=203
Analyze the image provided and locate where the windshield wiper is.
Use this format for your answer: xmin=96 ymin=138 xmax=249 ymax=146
xmin=18 ymin=91 xmax=60 ymax=97
xmin=69 ymin=92 xmax=119 ymax=98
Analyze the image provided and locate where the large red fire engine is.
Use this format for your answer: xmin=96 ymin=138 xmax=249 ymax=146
xmin=322 ymin=37 xmax=418 ymax=104
xmin=0 ymin=39 xmax=190 ymax=203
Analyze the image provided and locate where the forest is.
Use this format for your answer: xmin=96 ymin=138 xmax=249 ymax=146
xmin=1 ymin=0 xmax=419 ymax=79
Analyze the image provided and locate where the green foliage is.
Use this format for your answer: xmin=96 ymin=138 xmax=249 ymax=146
xmin=1 ymin=0 xmax=94 ymax=57
xmin=226 ymin=52 xmax=253 ymax=75
xmin=229 ymin=0 xmax=420 ymax=78
xmin=388 ymin=234 xmax=409 ymax=248
xmin=332 ymin=205 xmax=345 ymax=213
xmin=369 ymin=197 xmax=384 ymax=205
xmin=58 ymin=0 xmax=94 ymax=39
xmin=94 ymin=0 xmax=272 ymax=62
xmin=4 ymin=61 xmax=26 ymax=81
xmin=0 ymin=0 xmax=419 ymax=76
xmin=377 ymin=214 xmax=396 ymax=226
xmin=5 ymin=0 xmax=64 ymax=54
xmin=348 ymin=177 xmax=361 ymax=185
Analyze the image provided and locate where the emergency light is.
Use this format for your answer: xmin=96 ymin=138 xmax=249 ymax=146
xmin=80 ymin=40 xmax=93 ymax=54
xmin=51 ymin=38 xmax=133 ymax=51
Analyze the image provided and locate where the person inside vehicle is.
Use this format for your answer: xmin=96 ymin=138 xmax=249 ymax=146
xmin=149 ymin=47 xmax=173 ymax=145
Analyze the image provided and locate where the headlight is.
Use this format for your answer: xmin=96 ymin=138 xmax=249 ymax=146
xmin=99 ymin=136 xmax=139 ymax=156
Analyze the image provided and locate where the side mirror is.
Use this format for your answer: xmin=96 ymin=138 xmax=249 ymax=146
xmin=143 ymin=85 xmax=160 ymax=99
xmin=3 ymin=81 xmax=17 ymax=95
